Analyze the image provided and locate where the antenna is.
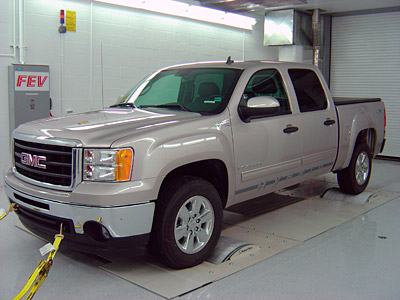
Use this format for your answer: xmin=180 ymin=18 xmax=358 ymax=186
xmin=226 ymin=56 xmax=234 ymax=65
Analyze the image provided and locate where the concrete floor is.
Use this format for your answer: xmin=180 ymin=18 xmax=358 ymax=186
xmin=1 ymin=159 xmax=399 ymax=300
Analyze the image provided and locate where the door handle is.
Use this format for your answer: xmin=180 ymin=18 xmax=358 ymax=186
xmin=324 ymin=119 xmax=336 ymax=126
xmin=283 ymin=125 xmax=299 ymax=134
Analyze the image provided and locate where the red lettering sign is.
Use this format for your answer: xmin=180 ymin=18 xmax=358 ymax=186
xmin=16 ymin=75 xmax=27 ymax=87
xmin=38 ymin=76 xmax=48 ymax=87
xmin=15 ymin=71 xmax=49 ymax=91
xmin=27 ymin=75 xmax=37 ymax=87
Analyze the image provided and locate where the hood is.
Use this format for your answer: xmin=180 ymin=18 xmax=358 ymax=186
xmin=15 ymin=108 xmax=202 ymax=147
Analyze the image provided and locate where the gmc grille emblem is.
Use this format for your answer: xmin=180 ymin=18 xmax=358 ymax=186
xmin=20 ymin=152 xmax=47 ymax=169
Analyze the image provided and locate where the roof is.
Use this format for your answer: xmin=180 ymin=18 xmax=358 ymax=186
xmin=167 ymin=60 xmax=310 ymax=70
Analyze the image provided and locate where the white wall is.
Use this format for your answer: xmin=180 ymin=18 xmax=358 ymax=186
xmin=331 ymin=11 xmax=400 ymax=157
xmin=0 ymin=0 xmax=278 ymax=185
xmin=0 ymin=0 xmax=16 ymax=184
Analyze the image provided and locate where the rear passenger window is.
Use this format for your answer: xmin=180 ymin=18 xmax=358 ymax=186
xmin=288 ymin=69 xmax=327 ymax=112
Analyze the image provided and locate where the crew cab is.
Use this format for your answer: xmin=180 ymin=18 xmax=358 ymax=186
xmin=4 ymin=60 xmax=386 ymax=269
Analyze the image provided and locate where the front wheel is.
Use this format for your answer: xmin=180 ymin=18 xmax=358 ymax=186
xmin=337 ymin=142 xmax=372 ymax=195
xmin=149 ymin=176 xmax=223 ymax=269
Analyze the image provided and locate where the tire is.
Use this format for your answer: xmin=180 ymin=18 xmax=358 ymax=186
xmin=337 ymin=142 xmax=372 ymax=195
xmin=149 ymin=176 xmax=223 ymax=269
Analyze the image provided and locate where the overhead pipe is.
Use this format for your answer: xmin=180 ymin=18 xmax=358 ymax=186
xmin=89 ymin=0 xmax=94 ymax=110
xmin=312 ymin=9 xmax=321 ymax=69
xmin=18 ymin=0 xmax=25 ymax=64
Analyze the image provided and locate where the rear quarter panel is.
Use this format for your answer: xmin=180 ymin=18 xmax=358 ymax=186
xmin=333 ymin=101 xmax=385 ymax=171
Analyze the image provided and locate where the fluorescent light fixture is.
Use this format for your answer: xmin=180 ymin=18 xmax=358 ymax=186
xmin=94 ymin=0 xmax=256 ymax=30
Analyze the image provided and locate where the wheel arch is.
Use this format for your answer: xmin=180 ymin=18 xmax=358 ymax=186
xmin=355 ymin=128 xmax=377 ymax=156
xmin=158 ymin=159 xmax=229 ymax=208
xmin=341 ymin=127 xmax=377 ymax=170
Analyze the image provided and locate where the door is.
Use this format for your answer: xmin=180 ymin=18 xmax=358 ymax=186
xmin=287 ymin=68 xmax=338 ymax=174
xmin=232 ymin=68 xmax=303 ymax=204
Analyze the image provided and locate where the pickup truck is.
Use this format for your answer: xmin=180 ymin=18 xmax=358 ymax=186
xmin=4 ymin=60 xmax=386 ymax=269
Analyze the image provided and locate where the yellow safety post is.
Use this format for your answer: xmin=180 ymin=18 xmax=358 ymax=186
xmin=14 ymin=224 xmax=64 ymax=300
xmin=0 ymin=203 xmax=18 ymax=220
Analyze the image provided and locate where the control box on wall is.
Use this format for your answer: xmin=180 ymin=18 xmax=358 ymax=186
xmin=8 ymin=64 xmax=51 ymax=134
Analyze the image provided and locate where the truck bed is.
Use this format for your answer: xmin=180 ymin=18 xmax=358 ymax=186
xmin=333 ymin=97 xmax=381 ymax=106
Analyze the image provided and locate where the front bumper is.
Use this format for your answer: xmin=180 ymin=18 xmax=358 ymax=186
xmin=5 ymin=178 xmax=156 ymax=255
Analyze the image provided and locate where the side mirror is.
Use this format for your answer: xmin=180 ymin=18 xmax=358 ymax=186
xmin=238 ymin=96 xmax=281 ymax=122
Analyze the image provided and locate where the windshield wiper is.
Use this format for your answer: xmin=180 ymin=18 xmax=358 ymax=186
xmin=110 ymin=103 xmax=137 ymax=108
xmin=139 ymin=103 xmax=191 ymax=112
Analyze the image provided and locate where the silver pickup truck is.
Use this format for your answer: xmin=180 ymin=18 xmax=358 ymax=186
xmin=5 ymin=61 xmax=385 ymax=269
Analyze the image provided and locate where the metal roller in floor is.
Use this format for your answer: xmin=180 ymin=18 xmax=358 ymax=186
xmin=207 ymin=236 xmax=260 ymax=265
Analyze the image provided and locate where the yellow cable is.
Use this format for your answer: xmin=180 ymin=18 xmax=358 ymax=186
xmin=13 ymin=227 xmax=64 ymax=300
xmin=25 ymin=261 xmax=51 ymax=300
xmin=0 ymin=203 xmax=18 ymax=220
xmin=0 ymin=211 xmax=7 ymax=220
xmin=26 ymin=274 xmax=46 ymax=300
xmin=13 ymin=261 xmax=46 ymax=300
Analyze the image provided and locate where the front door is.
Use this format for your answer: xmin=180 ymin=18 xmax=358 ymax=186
xmin=231 ymin=68 xmax=303 ymax=205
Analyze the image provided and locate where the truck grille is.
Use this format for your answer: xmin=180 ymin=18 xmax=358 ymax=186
xmin=14 ymin=139 xmax=73 ymax=187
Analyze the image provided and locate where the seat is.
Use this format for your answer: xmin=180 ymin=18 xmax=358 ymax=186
xmin=197 ymin=82 xmax=220 ymax=102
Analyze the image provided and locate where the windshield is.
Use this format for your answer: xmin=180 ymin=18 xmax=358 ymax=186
xmin=116 ymin=68 xmax=242 ymax=114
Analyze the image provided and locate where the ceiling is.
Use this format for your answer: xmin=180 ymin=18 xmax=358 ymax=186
xmin=194 ymin=0 xmax=400 ymax=14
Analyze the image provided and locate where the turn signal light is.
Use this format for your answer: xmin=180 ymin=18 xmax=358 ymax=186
xmin=115 ymin=149 xmax=133 ymax=181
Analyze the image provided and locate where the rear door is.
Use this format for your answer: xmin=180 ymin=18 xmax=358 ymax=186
xmin=287 ymin=68 xmax=338 ymax=175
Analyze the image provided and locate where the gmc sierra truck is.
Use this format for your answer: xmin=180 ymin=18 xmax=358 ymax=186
xmin=5 ymin=61 xmax=386 ymax=269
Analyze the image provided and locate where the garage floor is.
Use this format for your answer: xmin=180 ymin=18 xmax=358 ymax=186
xmin=1 ymin=159 xmax=400 ymax=300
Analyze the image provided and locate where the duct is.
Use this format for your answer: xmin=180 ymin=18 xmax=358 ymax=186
xmin=198 ymin=0 xmax=306 ymax=13
xmin=312 ymin=9 xmax=321 ymax=68
xmin=263 ymin=9 xmax=312 ymax=47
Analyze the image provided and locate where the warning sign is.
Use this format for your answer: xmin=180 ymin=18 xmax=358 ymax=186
xmin=66 ymin=10 xmax=76 ymax=32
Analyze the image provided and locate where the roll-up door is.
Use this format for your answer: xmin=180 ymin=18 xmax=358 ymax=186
xmin=330 ymin=11 xmax=400 ymax=157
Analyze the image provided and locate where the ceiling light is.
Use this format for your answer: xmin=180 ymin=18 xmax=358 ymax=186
xmin=94 ymin=0 xmax=256 ymax=30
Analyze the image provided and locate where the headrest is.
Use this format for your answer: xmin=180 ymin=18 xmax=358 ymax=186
xmin=252 ymin=77 xmax=277 ymax=94
xmin=198 ymin=82 xmax=220 ymax=97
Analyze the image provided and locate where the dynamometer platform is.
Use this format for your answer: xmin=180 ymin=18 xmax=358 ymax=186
xmin=95 ymin=180 xmax=399 ymax=299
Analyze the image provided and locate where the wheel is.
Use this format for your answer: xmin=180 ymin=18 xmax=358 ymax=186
xmin=149 ymin=176 xmax=223 ymax=269
xmin=337 ymin=142 xmax=372 ymax=195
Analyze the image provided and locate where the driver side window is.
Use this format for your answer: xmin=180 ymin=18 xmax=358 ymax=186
xmin=244 ymin=69 xmax=291 ymax=115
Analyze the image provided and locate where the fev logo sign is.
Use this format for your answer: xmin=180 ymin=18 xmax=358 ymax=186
xmin=15 ymin=71 xmax=49 ymax=91
xmin=20 ymin=152 xmax=47 ymax=169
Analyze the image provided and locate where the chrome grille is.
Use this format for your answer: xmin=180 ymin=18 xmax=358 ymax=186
xmin=14 ymin=139 xmax=73 ymax=187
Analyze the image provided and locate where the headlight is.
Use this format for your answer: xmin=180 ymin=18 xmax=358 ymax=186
xmin=83 ymin=148 xmax=133 ymax=182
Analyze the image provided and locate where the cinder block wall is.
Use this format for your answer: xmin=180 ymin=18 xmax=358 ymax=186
xmin=0 ymin=0 xmax=278 ymax=185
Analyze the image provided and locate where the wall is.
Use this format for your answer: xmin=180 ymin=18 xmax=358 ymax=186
xmin=330 ymin=11 xmax=400 ymax=157
xmin=0 ymin=0 xmax=279 ymax=185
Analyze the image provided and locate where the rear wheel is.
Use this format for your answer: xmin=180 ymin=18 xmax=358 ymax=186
xmin=150 ymin=176 xmax=222 ymax=269
xmin=337 ymin=142 xmax=372 ymax=195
